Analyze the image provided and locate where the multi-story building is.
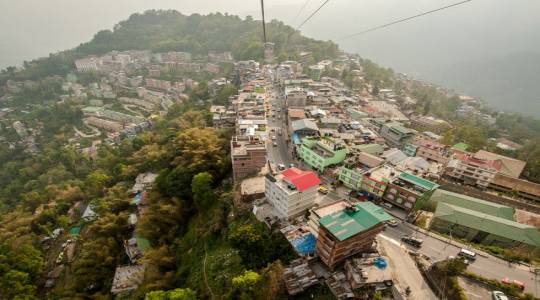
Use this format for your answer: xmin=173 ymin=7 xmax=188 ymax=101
xmin=265 ymin=168 xmax=321 ymax=220
xmin=307 ymin=200 xmax=349 ymax=237
xmin=409 ymin=116 xmax=451 ymax=134
xmin=75 ymin=57 xmax=101 ymax=72
xmin=489 ymin=174 xmax=540 ymax=203
xmin=339 ymin=153 xmax=384 ymax=191
xmin=231 ymin=135 xmax=267 ymax=181
xmin=297 ymin=137 xmax=348 ymax=173
xmin=445 ymin=152 xmax=501 ymax=188
xmin=361 ymin=165 xmax=396 ymax=199
xmin=85 ymin=116 xmax=123 ymax=132
xmin=415 ymin=139 xmax=449 ymax=164
xmin=379 ymin=122 xmax=416 ymax=149
xmin=285 ymin=88 xmax=307 ymax=108
xmin=316 ymin=202 xmax=393 ymax=269
xmin=383 ymin=172 xmax=439 ymax=211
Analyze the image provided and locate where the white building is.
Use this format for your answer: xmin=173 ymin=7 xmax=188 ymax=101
xmin=75 ymin=57 xmax=101 ymax=72
xmin=265 ymin=168 xmax=321 ymax=220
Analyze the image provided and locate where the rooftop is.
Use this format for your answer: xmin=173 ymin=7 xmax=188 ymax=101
xmin=282 ymin=167 xmax=321 ymax=192
xmin=319 ymin=202 xmax=393 ymax=241
xmin=429 ymin=189 xmax=514 ymax=220
xmin=397 ymin=172 xmax=439 ymax=191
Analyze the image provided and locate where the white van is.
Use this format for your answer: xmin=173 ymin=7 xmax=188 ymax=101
xmin=458 ymin=248 xmax=477 ymax=260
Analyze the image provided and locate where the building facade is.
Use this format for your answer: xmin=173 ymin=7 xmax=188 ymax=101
xmin=383 ymin=172 xmax=439 ymax=211
xmin=379 ymin=122 xmax=416 ymax=149
xmin=297 ymin=137 xmax=348 ymax=173
xmin=265 ymin=168 xmax=320 ymax=220
xmin=317 ymin=202 xmax=392 ymax=269
xmin=231 ymin=135 xmax=267 ymax=181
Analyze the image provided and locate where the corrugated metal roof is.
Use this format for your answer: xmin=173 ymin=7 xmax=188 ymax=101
xmin=398 ymin=172 xmax=439 ymax=191
xmin=434 ymin=202 xmax=540 ymax=247
xmin=430 ymin=189 xmax=514 ymax=220
xmin=319 ymin=202 xmax=393 ymax=241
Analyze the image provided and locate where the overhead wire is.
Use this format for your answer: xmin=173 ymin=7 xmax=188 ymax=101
xmin=338 ymin=0 xmax=473 ymax=41
xmin=296 ymin=0 xmax=331 ymax=31
xmin=291 ymin=0 xmax=313 ymax=26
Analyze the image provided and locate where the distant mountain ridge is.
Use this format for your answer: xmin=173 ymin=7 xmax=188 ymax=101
xmin=430 ymin=51 xmax=540 ymax=117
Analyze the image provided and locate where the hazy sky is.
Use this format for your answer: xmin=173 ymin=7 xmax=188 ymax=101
xmin=1 ymin=0 xmax=539 ymax=114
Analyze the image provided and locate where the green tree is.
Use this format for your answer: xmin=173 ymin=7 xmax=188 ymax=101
xmin=192 ymin=172 xmax=214 ymax=209
xmin=145 ymin=288 xmax=196 ymax=300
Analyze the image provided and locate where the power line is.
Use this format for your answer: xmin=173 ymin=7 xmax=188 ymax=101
xmin=291 ymin=0 xmax=313 ymax=26
xmin=338 ymin=0 xmax=473 ymax=41
xmin=260 ymin=0 xmax=267 ymax=43
xmin=297 ymin=0 xmax=331 ymax=31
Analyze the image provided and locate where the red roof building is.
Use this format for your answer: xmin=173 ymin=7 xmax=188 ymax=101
xmin=282 ymin=168 xmax=322 ymax=192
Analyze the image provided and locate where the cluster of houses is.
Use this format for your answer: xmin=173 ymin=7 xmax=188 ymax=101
xmin=213 ymin=52 xmax=540 ymax=298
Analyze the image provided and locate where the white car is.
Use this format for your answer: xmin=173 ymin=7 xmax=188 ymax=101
xmin=278 ymin=164 xmax=286 ymax=170
xmin=491 ymin=291 xmax=508 ymax=300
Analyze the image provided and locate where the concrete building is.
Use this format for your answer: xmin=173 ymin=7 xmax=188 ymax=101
xmin=339 ymin=153 xmax=384 ymax=191
xmin=308 ymin=200 xmax=350 ymax=237
xmin=446 ymin=152 xmax=501 ymax=188
xmin=317 ymin=202 xmax=393 ymax=269
xmin=231 ymin=135 xmax=267 ymax=181
xmin=265 ymin=168 xmax=321 ymax=220
xmin=429 ymin=189 xmax=540 ymax=249
xmin=285 ymin=88 xmax=308 ymax=108
xmin=489 ymin=174 xmax=540 ymax=203
xmin=379 ymin=122 xmax=416 ymax=149
xmin=361 ymin=165 xmax=396 ymax=199
xmin=383 ymin=172 xmax=439 ymax=211
xmin=474 ymin=150 xmax=526 ymax=179
xmin=415 ymin=139 xmax=449 ymax=164
xmin=85 ymin=117 xmax=123 ymax=132
xmin=410 ymin=116 xmax=451 ymax=134
xmin=297 ymin=137 xmax=348 ymax=172
xmin=75 ymin=57 xmax=101 ymax=72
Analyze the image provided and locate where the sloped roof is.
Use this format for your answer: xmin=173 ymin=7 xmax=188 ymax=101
xmin=288 ymin=108 xmax=306 ymax=119
xmin=434 ymin=202 xmax=540 ymax=247
xmin=430 ymin=189 xmax=514 ymax=220
xmin=282 ymin=167 xmax=321 ymax=192
xmin=357 ymin=152 xmax=384 ymax=168
xmin=382 ymin=148 xmax=407 ymax=165
xmin=398 ymin=172 xmax=439 ymax=191
xmin=319 ymin=202 xmax=393 ymax=241
xmin=451 ymin=142 xmax=469 ymax=152
xmin=474 ymin=150 xmax=526 ymax=178
xmin=492 ymin=174 xmax=540 ymax=198
xmin=291 ymin=119 xmax=319 ymax=132
xmin=352 ymin=144 xmax=384 ymax=155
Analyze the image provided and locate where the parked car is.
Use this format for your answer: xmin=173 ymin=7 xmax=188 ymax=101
xmin=501 ymin=278 xmax=525 ymax=290
xmin=318 ymin=185 xmax=329 ymax=194
xmin=382 ymin=202 xmax=393 ymax=210
xmin=386 ymin=219 xmax=399 ymax=227
xmin=401 ymin=236 xmax=423 ymax=248
xmin=491 ymin=291 xmax=509 ymax=300
xmin=277 ymin=164 xmax=286 ymax=171
xmin=457 ymin=248 xmax=477 ymax=261
xmin=273 ymin=142 xmax=277 ymax=147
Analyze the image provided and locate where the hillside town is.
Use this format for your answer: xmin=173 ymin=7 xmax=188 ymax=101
xmin=2 ymin=45 xmax=540 ymax=299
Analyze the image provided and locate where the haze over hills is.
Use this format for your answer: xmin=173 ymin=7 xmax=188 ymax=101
xmin=1 ymin=0 xmax=540 ymax=115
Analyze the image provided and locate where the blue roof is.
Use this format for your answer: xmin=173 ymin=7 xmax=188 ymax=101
xmin=292 ymin=132 xmax=301 ymax=145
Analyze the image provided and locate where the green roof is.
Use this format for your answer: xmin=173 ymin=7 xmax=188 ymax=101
xmin=319 ymin=202 xmax=393 ymax=241
xmin=136 ymin=237 xmax=151 ymax=252
xmin=452 ymin=142 xmax=469 ymax=151
xmin=398 ymin=172 xmax=439 ymax=191
xmin=430 ymin=189 xmax=514 ymax=220
xmin=435 ymin=202 xmax=540 ymax=247
xmin=69 ymin=226 xmax=81 ymax=235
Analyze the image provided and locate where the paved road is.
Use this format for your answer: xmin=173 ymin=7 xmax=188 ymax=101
xmin=378 ymin=236 xmax=438 ymax=300
xmin=382 ymin=222 xmax=540 ymax=297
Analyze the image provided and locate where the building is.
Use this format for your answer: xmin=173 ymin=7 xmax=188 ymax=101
xmin=415 ymin=139 xmax=449 ymax=164
xmin=110 ymin=265 xmax=145 ymax=294
xmin=446 ymin=152 xmax=501 ymax=188
xmin=297 ymin=137 xmax=348 ymax=172
xmin=75 ymin=57 xmax=101 ymax=72
xmin=317 ymin=202 xmax=393 ymax=269
xmin=339 ymin=153 xmax=384 ymax=191
xmin=291 ymin=119 xmax=319 ymax=137
xmin=379 ymin=122 xmax=416 ymax=149
xmin=410 ymin=116 xmax=451 ymax=134
xmin=429 ymin=189 xmax=540 ymax=249
xmin=383 ymin=172 xmax=439 ymax=211
xmin=308 ymin=200 xmax=350 ymax=237
xmin=474 ymin=150 xmax=526 ymax=179
xmin=265 ymin=168 xmax=321 ymax=220
xmin=403 ymin=143 xmax=418 ymax=157
xmin=361 ymin=165 xmax=396 ymax=199
xmin=309 ymin=64 xmax=325 ymax=81
xmin=489 ymin=174 xmax=540 ymax=203
xmin=286 ymin=89 xmax=308 ymax=108
xmin=231 ymin=135 xmax=267 ymax=181
xmin=344 ymin=256 xmax=393 ymax=291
